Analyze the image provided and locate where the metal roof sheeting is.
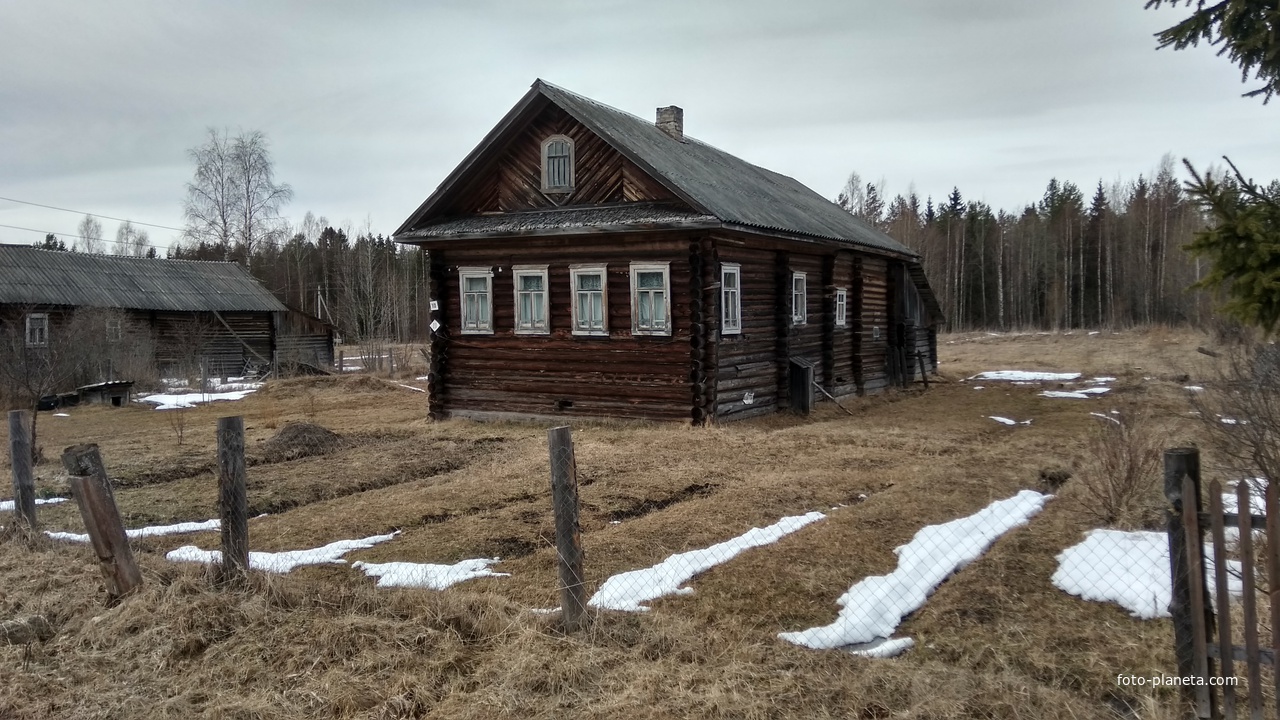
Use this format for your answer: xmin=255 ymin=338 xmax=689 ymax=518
xmin=0 ymin=245 xmax=287 ymax=313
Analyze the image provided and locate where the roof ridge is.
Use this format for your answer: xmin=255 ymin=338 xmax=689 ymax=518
xmin=0 ymin=243 xmax=241 ymax=267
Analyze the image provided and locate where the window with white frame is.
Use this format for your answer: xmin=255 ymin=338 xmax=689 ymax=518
xmin=834 ymin=288 xmax=847 ymax=327
xmin=630 ymin=262 xmax=671 ymax=336
xmin=570 ymin=265 xmax=608 ymax=335
xmin=106 ymin=318 xmax=123 ymax=342
xmin=458 ymin=267 xmax=494 ymax=334
xmin=791 ymin=272 xmax=807 ymax=326
xmin=25 ymin=313 xmax=48 ymax=347
xmin=513 ymin=265 xmax=549 ymax=334
xmin=721 ymin=263 xmax=741 ymax=335
xmin=542 ymin=136 xmax=575 ymax=192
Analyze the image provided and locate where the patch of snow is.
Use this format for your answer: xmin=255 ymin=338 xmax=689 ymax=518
xmin=1220 ymin=417 xmax=1246 ymax=425
xmin=393 ymin=383 xmax=426 ymax=393
xmin=848 ymin=637 xmax=915 ymax=658
xmin=779 ymin=490 xmax=1050 ymax=650
xmin=589 ymin=512 xmax=826 ymax=612
xmin=415 ymin=375 xmax=430 ymax=381
xmin=528 ymin=607 xmax=561 ymax=615
xmin=167 ymin=531 xmax=399 ymax=574
xmin=1088 ymin=331 xmax=1100 ymax=336
xmin=0 ymin=497 xmax=67 ymax=512
xmin=1090 ymin=412 xmax=1121 ymax=425
xmin=53 ymin=412 xmax=70 ymax=417
xmin=352 ymin=558 xmax=508 ymax=589
xmin=1184 ymin=386 xmax=1205 ymax=392
xmin=970 ymin=371 xmax=1082 ymax=382
xmin=988 ymin=416 xmax=1017 ymax=425
xmin=1052 ymin=530 xmax=1241 ymax=619
xmin=1087 ymin=376 xmax=1117 ymax=384
xmin=1079 ymin=387 xmax=1112 ymax=395
xmin=1223 ymin=478 xmax=1267 ymax=517
xmin=139 ymin=385 xmax=262 ymax=410
xmin=972 ymin=386 xmax=985 ymax=390
xmin=1040 ymin=391 xmax=1091 ymax=399
xmin=47 ymin=518 xmax=220 ymax=544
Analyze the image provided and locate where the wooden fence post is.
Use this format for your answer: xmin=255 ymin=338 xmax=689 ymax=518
xmin=1165 ymin=447 xmax=1211 ymax=716
xmin=916 ymin=352 xmax=929 ymax=390
xmin=218 ymin=416 xmax=249 ymax=583
xmin=61 ymin=444 xmax=142 ymax=600
xmin=549 ymin=426 xmax=587 ymax=631
xmin=8 ymin=410 xmax=36 ymax=529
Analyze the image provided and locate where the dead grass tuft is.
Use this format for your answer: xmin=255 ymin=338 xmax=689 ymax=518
xmin=258 ymin=422 xmax=344 ymax=463
xmin=1067 ymin=400 xmax=1167 ymax=530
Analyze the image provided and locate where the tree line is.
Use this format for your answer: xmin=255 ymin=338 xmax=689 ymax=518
xmin=838 ymin=155 xmax=1227 ymax=331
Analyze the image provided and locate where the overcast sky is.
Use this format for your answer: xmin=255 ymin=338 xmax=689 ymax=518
xmin=1 ymin=0 xmax=1274 ymax=253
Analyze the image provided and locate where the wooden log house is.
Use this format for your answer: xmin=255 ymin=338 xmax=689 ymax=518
xmin=0 ymin=245 xmax=335 ymax=379
xmin=395 ymin=80 xmax=942 ymax=424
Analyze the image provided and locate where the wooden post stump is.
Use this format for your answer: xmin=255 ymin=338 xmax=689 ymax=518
xmin=8 ymin=410 xmax=37 ymax=529
xmin=218 ymin=416 xmax=249 ymax=583
xmin=61 ymin=444 xmax=142 ymax=600
xmin=549 ymin=426 xmax=587 ymax=631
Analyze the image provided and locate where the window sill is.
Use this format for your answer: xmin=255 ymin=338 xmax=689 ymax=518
xmin=514 ymin=328 xmax=550 ymax=336
xmin=571 ymin=329 xmax=609 ymax=337
xmin=632 ymin=329 xmax=672 ymax=337
xmin=460 ymin=328 xmax=494 ymax=335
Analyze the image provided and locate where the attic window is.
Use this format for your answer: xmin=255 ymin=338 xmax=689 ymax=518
xmin=542 ymin=136 xmax=574 ymax=192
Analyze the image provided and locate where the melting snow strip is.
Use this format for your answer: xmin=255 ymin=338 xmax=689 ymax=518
xmin=0 ymin=497 xmax=67 ymax=512
xmin=1089 ymin=412 xmax=1121 ymax=425
xmin=988 ymin=416 xmax=1031 ymax=426
xmin=353 ymin=558 xmax=508 ymax=589
xmin=167 ymin=531 xmax=399 ymax=573
xmin=139 ymin=386 xmax=262 ymax=410
xmin=847 ymin=637 xmax=915 ymax=658
xmin=46 ymin=518 xmax=221 ymax=543
xmin=1052 ymin=529 xmax=1242 ymax=619
xmin=588 ymin=511 xmax=827 ymax=612
xmin=778 ymin=490 xmax=1051 ymax=651
xmin=393 ymin=383 xmax=427 ymax=393
xmin=970 ymin=371 xmax=1082 ymax=382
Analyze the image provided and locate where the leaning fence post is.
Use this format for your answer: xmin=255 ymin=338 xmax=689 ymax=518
xmin=8 ymin=410 xmax=37 ymax=529
xmin=61 ymin=444 xmax=142 ymax=600
xmin=1165 ymin=447 xmax=1210 ymax=715
xmin=549 ymin=426 xmax=587 ymax=631
xmin=218 ymin=416 xmax=249 ymax=583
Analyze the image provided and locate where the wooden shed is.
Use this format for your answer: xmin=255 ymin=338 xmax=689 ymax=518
xmin=394 ymin=80 xmax=942 ymax=424
xmin=0 ymin=245 xmax=334 ymax=380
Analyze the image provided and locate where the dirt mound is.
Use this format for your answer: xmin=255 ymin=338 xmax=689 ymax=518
xmin=255 ymin=374 xmax=405 ymax=400
xmin=259 ymin=422 xmax=344 ymax=463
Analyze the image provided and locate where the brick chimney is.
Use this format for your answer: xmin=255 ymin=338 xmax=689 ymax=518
xmin=656 ymin=106 xmax=684 ymax=141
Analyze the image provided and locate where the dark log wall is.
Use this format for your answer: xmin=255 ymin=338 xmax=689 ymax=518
xmin=713 ymin=244 xmax=779 ymax=421
xmin=446 ymin=104 xmax=679 ymax=215
xmin=274 ymin=311 xmax=334 ymax=368
xmin=786 ymin=253 xmax=825 ymax=396
xmin=434 ymin=233 xmax=695 ymax=421
xmin=859 ymin=256 xmax=890 ymax=394
xmin=831 ymin=252 xmax=858 ymax=397
xmin=150 ymin=311 xmax=273 ymax=379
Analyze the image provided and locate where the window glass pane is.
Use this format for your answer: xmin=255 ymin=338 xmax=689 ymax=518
xmin=465 ymin=276 xmax=488 ymax=292
xmin=577 ymin=294 xmax=590 ymax=327
xmin=548 ymin=140 xmax=569 ymax=158
xmin=520 ymin=274 xmax=543 ymax=291
xmin=723 ymin=271 xmax=737 ymax=289
xmin=591 ymin=294 xmax=603 ymax=327
xmin=577 ymin=273 xmax=602 ymax=291
xmin=638 ymin=271 xmax=664 ymax=289
xmin=532 ymin=294 xmax=545 ymax=324
xmin=638 ymin=295 xmax=651 ymax=326
xmin=464 ymin=295 xmax=477 ymax=325
xmin=653 ymin=292 xmax=666 ymax=324
xmin=519 ymin=295 xmax=533 ymax=324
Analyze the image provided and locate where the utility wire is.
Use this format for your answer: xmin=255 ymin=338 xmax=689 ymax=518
xmin=0 ymin=222 xmax=176 ymax=251
xmin=0 ymin=194 xmax=186 ymax=233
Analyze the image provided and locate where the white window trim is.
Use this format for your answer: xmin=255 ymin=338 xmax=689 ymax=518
xmin=458 ymin=266 xmax=494 ymax=335
xmin=25 ymin=313 xmax=48 ymax=348
xmin=541 ymin=135 xmax=576 ymax=193
xmin=721 ymin=263 xmax=741 ymax=335
xmin=834 ymin=287 xmax=847 ymax=327
xmin=791 ymin=272 xmax=807 ymax=326
xmin=569 ymin=264 xmax=609 ymax=336
xmin=630 ymin=262 xmax=672 ymax=337
xmin=106 ymin=317 xmax=123 ymax=342
xmin=512 ymin=265 xmax=550 ymax=335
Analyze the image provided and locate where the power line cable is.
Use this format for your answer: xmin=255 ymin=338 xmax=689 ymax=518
xmin=0 ymin=194 xmax=186 ymax=233
xmin=0 ymin=222 xmax=176 ymax=251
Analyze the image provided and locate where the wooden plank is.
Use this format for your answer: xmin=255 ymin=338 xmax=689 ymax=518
xmin=1239 ymin=480 xmax=1264 ymax=718
xmin=1265 ymin=481 xmax=1280 ymax=719
xmin=1210 ymin=481 xmax=1239 ymax=718
xmin=7 ymin=410 xmax=36 ymax=529
xmin=1184 ymin=474 xmax=1215 ymax=717
xmin=61 ymin=444 xmax=143 ymax=600
xmin=548 ymin=426 xmax=586 ymax=631
xmin=1166 ymin=448 xmax=1205 ymax=714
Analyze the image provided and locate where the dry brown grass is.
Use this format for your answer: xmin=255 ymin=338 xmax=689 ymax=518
xmin=0 ymin=327 xmax=1236 ymax=718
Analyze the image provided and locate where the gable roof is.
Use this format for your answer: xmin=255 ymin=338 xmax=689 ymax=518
xmin=0 ymin=245 xmax=288 ymax=313
xmin=395 ymin=80 xmax=915 ymax=258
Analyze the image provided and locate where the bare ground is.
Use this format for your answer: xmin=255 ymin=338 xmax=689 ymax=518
xmin=0 ymin=329 xmax=1225 ymax=719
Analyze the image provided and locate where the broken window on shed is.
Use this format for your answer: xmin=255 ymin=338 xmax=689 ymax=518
xmin=513 ymin=266 xmax=549 ymax=334
xmin=791 ymin=272 xmax=807 ymax=326
xmin=835 ymin=288 xmax=847 ymax=327
xmin=570 ymin=265 xmax=607 ymax=336
xmin=106 ymin=318 xmax=122 ymax=342
xmin=630 ymin=262 xmax=671 ymax=336
xmin=25 ymin=313 xmax=48 ymax=347
xmin=542 ymin=136 xmax=575 ymax=192
xmin=721 ymin=263 xmax=741 ymax=335
xmin=458 ymin=267 xmax=494 ymax=334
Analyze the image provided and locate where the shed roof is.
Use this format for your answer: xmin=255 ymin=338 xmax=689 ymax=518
xmin=0 ymin=245 xmax=287 ymax=313
xmin=395 ymin=80 xmax=915 ymax=258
